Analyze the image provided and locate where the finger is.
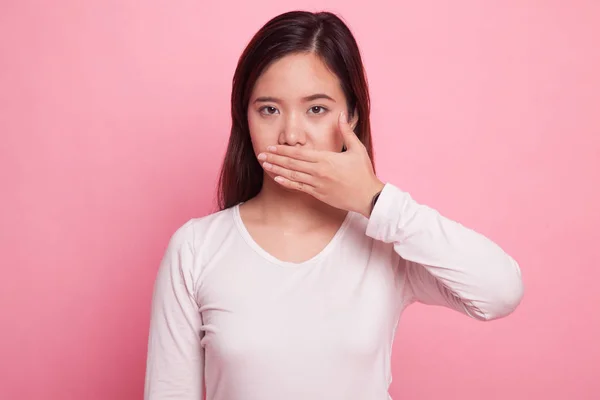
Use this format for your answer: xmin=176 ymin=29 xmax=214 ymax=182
xmin=273 ymin=176 xmax=319 ymax=196
xmin=261 ymin=162 xmax=316 ymax=186
xmin=265 ymin=145 xmax=321 ymax=162
xmin=259 ymin=153 xmax=315 ymax=175
xmin=338 ymin=112 xmax=362 ymax=150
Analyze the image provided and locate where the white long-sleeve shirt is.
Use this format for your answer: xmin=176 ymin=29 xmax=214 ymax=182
xmin=144 ymin=183 xmax=524 ymax=400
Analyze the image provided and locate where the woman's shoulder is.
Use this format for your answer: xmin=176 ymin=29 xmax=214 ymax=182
xmin=168 ymin=206 xmax=237 ymax=249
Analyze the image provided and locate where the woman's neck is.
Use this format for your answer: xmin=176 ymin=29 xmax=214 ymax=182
xmin=242 ymin=175 xmax=347 ymax=230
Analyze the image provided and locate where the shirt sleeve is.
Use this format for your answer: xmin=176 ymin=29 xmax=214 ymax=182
xmin=144 ymin=221 xmax=205 ymax=399
xmin=365 ymin=183 xmax=524 ymax=321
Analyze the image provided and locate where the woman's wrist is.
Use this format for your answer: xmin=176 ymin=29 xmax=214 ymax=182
xmin=370 ymin=190 xmax=382 ymax=213
xmin=360 ymin=179 xmax=385 ymax=218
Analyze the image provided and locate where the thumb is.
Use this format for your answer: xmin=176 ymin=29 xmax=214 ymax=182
xmin=338 ymin=111 xmax=361 ymax=150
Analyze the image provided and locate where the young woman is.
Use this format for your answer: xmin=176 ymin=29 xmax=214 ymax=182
xmin=144 ymin=10 xmax=524 ymax=400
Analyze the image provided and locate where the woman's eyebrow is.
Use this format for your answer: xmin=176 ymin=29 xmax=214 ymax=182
xmin=254 ymin=96 xmax=280 ymax=104
xmin=253 ymin=93 xmax=336 ymax=104
xmin=302 ymin=93 xmax=336 ymax=102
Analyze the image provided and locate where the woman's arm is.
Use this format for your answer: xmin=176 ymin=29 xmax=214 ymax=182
xmin=366 ymin=183 xmax=524 ymax=321
xmin=144 ymin=221 xmax=205 ymax=399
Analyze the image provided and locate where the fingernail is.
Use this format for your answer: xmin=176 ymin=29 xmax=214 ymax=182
xmin=258 ymin=153 xmax=267 ymax=160
xmin=267 ymin=145 xmax=277 ymax=152
xmin=340 ymin=112 xmax=345 ymax=122
xmin=262 ymin=162 xmax=272 ymax=169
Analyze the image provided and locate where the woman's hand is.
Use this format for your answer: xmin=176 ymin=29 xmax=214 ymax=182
xmin=257 ymin=112 xmax=385 ymax=218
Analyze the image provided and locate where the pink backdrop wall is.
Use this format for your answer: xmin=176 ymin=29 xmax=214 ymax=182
xmin=1 ymin=1 xmax=599 ymax=399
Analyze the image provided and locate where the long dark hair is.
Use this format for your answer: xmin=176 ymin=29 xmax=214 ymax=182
xmin=217 ymin=10 xmax=374 ymax=210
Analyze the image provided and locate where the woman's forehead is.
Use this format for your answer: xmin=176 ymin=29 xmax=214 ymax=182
xmin=251 ymin=53 xmax=343 ymax=100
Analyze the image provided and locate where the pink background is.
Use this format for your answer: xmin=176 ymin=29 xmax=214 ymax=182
xmin=1 ymin=1 xmax=599 ymax=399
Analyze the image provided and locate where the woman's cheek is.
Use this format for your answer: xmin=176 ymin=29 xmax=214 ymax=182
xmin=325 ymin=119 xmax=343 ymax=150
xmin=249 ymin=125 xmax=278 ymax=155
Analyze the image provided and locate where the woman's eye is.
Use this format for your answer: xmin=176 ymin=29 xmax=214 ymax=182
xmin=308 ymin=106 xmax=327 ymax=114
xmin=260 ymin=106 xmax=279 ymax=115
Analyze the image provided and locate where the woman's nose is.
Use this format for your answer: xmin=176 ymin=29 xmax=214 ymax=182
xmin=279 ymin=114 xmax=306 ymax=146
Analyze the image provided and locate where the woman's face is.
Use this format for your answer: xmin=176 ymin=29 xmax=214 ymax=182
xmin=247 ymin=52 xmax=356 ymax=168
